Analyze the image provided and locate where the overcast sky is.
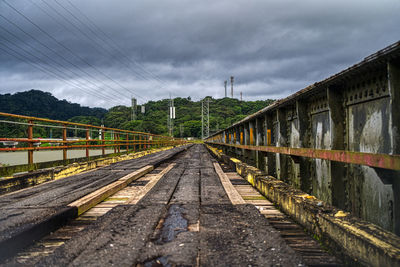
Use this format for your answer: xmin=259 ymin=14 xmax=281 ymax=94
xmin=0 ymin=0 xmax=399 ymax=108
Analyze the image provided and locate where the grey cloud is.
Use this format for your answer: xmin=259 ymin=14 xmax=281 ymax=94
xmin=0 ymin=0 xmax=399 ymax=108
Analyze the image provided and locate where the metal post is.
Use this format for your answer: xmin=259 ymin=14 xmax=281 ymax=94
xmin=27 ymin=120 xmax=33 ymax=166
xmin=102 ymin=127 xmax=105 ymax=156
xmin=113 ymin=132 xmax=117 ymax=154
xmin=86 ymin=128 xmax=89 ymax=159
xmin=118 ymin=134 xmax=120 ymax=153
xmin=126 ymin=133 xmax=129 ymax=152
xmin=62 ymin=125 xmax=67 ymax=162
xmin=133 ymin=134 xmax=136 ymax=152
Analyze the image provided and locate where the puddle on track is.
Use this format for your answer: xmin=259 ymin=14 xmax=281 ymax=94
xmin=156 ymin=205 xmax=188 ymax=244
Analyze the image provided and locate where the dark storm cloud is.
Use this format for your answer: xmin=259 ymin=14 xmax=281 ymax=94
xmin=0 ymin=0 xmax=399 ymax=107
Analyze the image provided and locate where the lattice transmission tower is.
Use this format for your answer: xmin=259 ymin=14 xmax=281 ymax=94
xmin=201 ymin=98 xmax=210 ymax=139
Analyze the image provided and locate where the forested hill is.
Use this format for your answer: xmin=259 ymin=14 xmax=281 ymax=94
xmin=0 ymin=90 xmax=275 ymax=138
xmin=0 ymin=90 xmax=107 ymax=120
xmin=102 ymin=97 xmax=274 ymax=138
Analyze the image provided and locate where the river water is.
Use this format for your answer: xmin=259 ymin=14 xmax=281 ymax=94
xmin=0 ymin=149 xmax=126 ymax=166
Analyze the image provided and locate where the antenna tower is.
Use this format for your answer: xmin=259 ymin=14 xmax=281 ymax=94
xmin=224 ymin=80 xmax=227 ymax=97
xmin=230 ymin=76 xmax=234 ymax=98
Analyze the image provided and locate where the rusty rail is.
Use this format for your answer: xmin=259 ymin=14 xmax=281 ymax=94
xmin=206 ymin=142 xmax=400 ymax=171
xmin=0 ymin=112 xmax=186 ymax=166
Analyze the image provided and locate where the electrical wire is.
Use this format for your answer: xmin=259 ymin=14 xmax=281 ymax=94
xmin=2 ymin=0 xmax=134 ymax=100
xmin=0 ymin=43 xmax=122 ymax=106
xmin=0 ymin=24 xmax=124 ymax=104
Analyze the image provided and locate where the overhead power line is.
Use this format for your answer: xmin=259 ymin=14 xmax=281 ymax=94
xmin=0 ymin=45 xmax=122 ymax=106
xmin=2 ymin=0 xmax=135 ymax=100
xmin=0 ymin=24 xmax=123 ymax=104
xmin=37 ymin=0 xmax=149 ymax=101
xmin=0 ymin=0 xmax=175 ymax=105
xmin=0 ymin=14 xmax=125 ymax=104
xmin=65 ymin=0 xmax=167 ymax=86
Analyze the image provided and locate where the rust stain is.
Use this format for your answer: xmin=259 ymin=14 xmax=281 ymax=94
xmin=207 ymin=142 xmax=400 ymax=171
xmin=250 ymin=128 xmax=254 ymax=145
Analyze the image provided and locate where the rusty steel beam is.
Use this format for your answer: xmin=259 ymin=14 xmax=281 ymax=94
xmin=0 ymin=112 xmax=166 ymax=137
xmin=0 ymin=141 xmax=179 ymax=152
xmin=0 ymin=138 xmax=155 ymax=144
xmin=207 ymin=142 xmax=400 ymax=171
xmin=0 ymin=112 xmax=187 ymax=168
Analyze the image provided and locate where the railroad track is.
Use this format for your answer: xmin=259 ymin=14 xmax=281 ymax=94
xmin=1 ymin=144 xmax=342 ymax=266
xmin=219 ymin=162 xmax=342 ymax=266
xmin=6 ymin=162 xmax=177 ymax=266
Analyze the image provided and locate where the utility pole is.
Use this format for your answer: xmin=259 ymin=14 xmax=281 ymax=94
xmin=230 ymin=76 xmax=234 ymax=98
xmin=131 ymin=98 xmax=137 ymax=120
xmin=201 ymin=98 xmax=210 ymax=139
xmin=224 ymin=80 xmax=227 ymax=98
xmin=240 ymin=91 xmax=243 ymax=101
xmin=168 ymin=96 xmax=175 ymax=137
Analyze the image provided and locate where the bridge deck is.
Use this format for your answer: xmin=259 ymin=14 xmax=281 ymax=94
xmin=0 ymin=145 xmax=189 ymax=260
xmin=1 ymin=144 xmax=342 ymax=266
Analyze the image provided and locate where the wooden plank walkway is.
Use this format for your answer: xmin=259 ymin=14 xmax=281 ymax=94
xmin=223 ymin=169 xmax=341 ymax=266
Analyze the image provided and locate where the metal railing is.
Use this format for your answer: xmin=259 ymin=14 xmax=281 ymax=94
xmin=0 ymin=112 xmax=186 ymax=166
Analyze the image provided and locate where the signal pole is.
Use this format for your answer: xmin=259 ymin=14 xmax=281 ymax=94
xmin=230 ymin=76 xmax=234 ymax=98
xmin=201 ymin=98 xmax=210 ymax=139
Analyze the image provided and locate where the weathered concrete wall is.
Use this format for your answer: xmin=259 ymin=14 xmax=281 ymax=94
xmin=206 ymin=42 xmax=400 ymax=235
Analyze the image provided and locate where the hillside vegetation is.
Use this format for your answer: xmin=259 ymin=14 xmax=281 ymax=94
xmin=0 ymin=90 xmax=274 ymax=138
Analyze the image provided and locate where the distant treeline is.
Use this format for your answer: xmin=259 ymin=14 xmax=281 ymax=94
xmin=0 ymin=90 xmax=274 ymax=138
